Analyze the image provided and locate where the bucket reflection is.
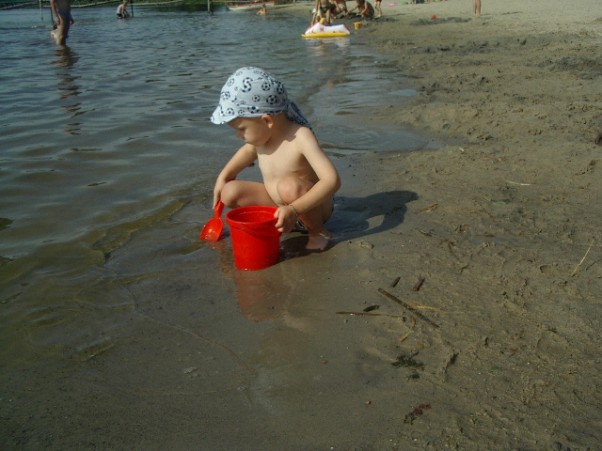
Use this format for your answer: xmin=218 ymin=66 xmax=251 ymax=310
xmin=232 ymin=265 xmax=290 ymax=322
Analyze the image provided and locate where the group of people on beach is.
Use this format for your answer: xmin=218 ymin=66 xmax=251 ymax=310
xmin=49 ymin=0 xmax=387 ymax=47
xmin=314 ymin=0 xmax=381 ymax=23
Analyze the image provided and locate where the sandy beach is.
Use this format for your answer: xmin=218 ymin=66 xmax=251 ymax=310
xmin=106 ymin=2 xmax=601 ymax=449
xmin=3 ymin=1 xmax=600 ymax=449
xmin=349 ymin=0 xmax=602 ymax=446
xmin=266 ymin=0 xmax=602 ymax=448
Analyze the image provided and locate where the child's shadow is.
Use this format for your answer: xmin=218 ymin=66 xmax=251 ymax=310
xmin=281 ymin=190 xmax=418 ymax=255
xmin=330 ymin=190 xmax=419 ymax=240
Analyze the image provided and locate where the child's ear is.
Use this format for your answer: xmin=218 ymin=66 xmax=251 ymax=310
xmin=261 ymin=114 xmax=274 ymax=128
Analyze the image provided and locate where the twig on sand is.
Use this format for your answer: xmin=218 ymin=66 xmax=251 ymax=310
xmin=336 ymin=311 xmax=403 ymax=318
xmin=506 ymin=180 xmax=532 ymax=186
xmin=377 ymin=288 xmax=440 ymax=329
xmin=399 ymin=330 xmax=413 ymax=343
xmin=412 ymin=276 xmax=425 ymax=291
xmin=571 ymin=239 xmax=595 ymax=277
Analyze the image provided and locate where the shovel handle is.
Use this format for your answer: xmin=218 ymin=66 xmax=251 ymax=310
xmin=214 ymin=200 xmax=224 ymax=217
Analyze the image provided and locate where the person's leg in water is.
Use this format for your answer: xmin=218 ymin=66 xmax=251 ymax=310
xmin=54 ymin=12 xmax=72 ymax=46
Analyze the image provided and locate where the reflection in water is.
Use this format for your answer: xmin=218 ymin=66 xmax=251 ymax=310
xmin=304 ymin=36 xmax=350 ymax=60
xmin=50 ymin=46 xmax=81 ymax=135
xmin=209 ymin=223 xmax=315 ymax=322
xmin=214 ymin=240 xmax=294 ymax=322
xmin=233 ymin=269 xmax=288 ymax=322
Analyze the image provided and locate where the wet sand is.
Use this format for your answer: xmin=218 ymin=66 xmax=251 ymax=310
xmin=3 ymin=1 xmax=601 ymax=449
xmin=266 ymin=0 xmax=602 ymax=448
xmin=347 ymin=0 xmax=602 ymax=447
xmin=146 ymin=1 xmax=601 ymax=447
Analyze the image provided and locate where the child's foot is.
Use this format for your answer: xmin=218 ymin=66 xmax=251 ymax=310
xmin=306 ymin=232 xmax=331 ymax=251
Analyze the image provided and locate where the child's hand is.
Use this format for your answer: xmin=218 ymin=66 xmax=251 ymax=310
xmin=213 ymin=175 xmax=236 ymax=209
xmin=274 ymin=205 xmax=298 ymax=233
xmin=213 ymin=180 xmax=226 ymax=209
xmin=212 ymin=191 xmax=222 ymax=209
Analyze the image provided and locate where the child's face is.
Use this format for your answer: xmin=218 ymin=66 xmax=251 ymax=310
xmin=228 ymin=117 xmax=271 ymax=146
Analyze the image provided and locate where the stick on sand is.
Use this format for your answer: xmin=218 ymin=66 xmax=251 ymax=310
xmin=571 ymin=239 xmax=595 ymax=277
xmin=378 ymin=288 xmax=440 ymax=329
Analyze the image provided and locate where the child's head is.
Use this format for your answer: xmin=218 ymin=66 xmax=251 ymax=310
xmin=211 ymin=67 xmax=310 ymax=129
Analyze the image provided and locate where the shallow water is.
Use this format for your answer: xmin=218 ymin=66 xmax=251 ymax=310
xmin=0 ymin=6 xmax=432 ymax=258
xmin=0 ymin=5 xmax=442 ymax=448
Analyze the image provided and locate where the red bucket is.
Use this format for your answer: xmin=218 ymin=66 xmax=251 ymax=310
xmin=226 ymin=206 xmax=281 ymax=270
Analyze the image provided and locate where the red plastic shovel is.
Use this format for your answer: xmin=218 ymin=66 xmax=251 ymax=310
xmin=199 ymin=200 xmax=224 ymax=242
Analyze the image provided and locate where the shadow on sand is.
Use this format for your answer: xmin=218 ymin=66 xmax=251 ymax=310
xmin=281 ymin=190 xmax=419 ymax=256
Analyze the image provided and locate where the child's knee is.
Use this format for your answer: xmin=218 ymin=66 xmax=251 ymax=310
xmin=277 ymin=176 xmax=310 ymax=204
xmin=220 ymin=181 xmax=240 ymax=206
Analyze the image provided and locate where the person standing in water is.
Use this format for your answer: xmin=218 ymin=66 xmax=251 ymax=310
xmin=117 ymin=0 xmax=130 ymax=19
xmin=50 ymin=0 xmax=74 ymax=46
xmin=256 ymin=3 xmax=267 ymax=15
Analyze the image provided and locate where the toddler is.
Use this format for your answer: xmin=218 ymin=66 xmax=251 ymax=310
xmin=211 ymin=67 xmax=341 ymax=251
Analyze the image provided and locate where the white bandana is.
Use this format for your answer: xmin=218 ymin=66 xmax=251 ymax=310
xmin=210 ymin=67 xmax=311 ymax=129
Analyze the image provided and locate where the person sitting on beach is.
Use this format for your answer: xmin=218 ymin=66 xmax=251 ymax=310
xmin=257 ymin=3 xmax=267 ymax=15
xmin=347 ymin=0 xmax=375 ymax=19
xmin=333 ymin=0 xmax=348 ymax=17
xmin=210 ymin=67 xmax=341 ymax=251
xmin=116 ymin=0 xmax=130 ymax=19
xmin=50 ymin=0 xmax=74 ymax=46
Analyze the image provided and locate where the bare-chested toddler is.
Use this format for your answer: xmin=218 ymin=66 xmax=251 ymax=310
xmin=210 ymin=67 xmax=341 ymax=251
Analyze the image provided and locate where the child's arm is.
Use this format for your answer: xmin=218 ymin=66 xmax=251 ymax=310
xmin=213 ymin=143 xmax=257 ymax=207
xmin=276 ymin=128 xmax=340 ymax=228
xmin=295 ymin=145 xmax=340 ymax=214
